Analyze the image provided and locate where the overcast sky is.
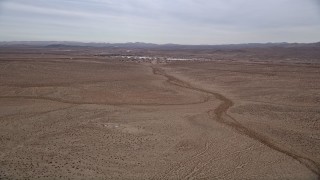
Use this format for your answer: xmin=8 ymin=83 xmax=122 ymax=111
xmin=0 ymin=0 xmax=319 ymax=44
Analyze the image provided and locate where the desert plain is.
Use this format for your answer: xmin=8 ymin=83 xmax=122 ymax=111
xmin=0 ymin=45 xmax=319 ymax=179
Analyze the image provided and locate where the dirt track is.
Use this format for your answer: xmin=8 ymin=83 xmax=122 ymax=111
xmin=0 ymin=48 xmax=319 ymax=179
xmin=152 ymin=65 xmax=319 ymax=177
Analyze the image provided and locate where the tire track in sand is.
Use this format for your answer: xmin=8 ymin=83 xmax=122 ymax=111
xmin=0 ymin=95 xmax=209 ymax=107
xmin=151 ymin=65 xmax=320 ymax=178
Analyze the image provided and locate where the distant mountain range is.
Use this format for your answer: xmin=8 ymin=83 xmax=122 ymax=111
xmin=0 ymin=41 xmax=319 ymax=49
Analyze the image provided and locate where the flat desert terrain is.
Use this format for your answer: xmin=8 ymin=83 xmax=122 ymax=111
xmin=0 ymin=46 xmax=319 ymax=179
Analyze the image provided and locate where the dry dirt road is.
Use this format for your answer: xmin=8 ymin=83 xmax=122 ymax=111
xmin=0 ymin=51 xmax=319 ymax=179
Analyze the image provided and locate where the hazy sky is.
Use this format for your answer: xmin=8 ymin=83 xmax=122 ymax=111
xmin=0 ymin=0 xmax=319 ymax=44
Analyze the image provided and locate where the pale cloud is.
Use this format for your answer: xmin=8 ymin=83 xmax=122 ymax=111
xmin=0 ymin=0 xmax=319 ymax=44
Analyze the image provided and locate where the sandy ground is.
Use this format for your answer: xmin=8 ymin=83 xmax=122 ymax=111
xmin=0 ymin=48 xmax=319 ymax=179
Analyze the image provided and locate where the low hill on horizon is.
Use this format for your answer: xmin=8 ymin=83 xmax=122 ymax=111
xmin=1 ymin=41 xmax=319 ymax=50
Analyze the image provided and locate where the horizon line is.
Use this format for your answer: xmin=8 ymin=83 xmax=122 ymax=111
xmin=0 ymin=40 xmax=320 ymax=46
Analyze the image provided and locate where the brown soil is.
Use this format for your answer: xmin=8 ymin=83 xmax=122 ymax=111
xmin=0 ymin=47 xmax=319 ymax=179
